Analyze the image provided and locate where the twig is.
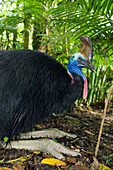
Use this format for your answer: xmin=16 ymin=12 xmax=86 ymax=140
xmin=81 ymin=149 xmax=94 ymax=155
xmin=95 ymin=85 xmax=113 ymax=157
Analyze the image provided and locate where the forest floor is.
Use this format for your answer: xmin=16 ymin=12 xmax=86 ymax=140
xmin=0 ymin=104 xmax=113 ymax=170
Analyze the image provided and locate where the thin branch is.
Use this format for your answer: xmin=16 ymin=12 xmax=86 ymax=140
xmin=95 ymin=85 xmax=113 ymax=157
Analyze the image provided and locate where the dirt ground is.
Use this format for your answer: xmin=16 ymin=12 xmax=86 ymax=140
xmin=0 ymin=105 xmax=113 ymax=170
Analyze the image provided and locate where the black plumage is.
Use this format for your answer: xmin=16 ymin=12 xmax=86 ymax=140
xmin=0 ymin=49 xmax=84 ymax=141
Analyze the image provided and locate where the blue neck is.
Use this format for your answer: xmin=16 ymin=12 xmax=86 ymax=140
xmin=67 ymin=61 xmax=86 ymax=82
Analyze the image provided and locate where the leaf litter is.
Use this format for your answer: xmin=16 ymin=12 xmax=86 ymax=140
xmin=0 ymin=104 xmax=113 ymax=170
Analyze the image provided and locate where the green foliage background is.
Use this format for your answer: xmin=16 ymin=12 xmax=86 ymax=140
xmin=0 ymin=0 xmax=113 ymax=108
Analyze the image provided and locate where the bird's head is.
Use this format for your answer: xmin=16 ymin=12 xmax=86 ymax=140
xmin=67 ymin=36 xmax=96 ymax=99
xmin=67 ymin=52 xmax=96 ymax=79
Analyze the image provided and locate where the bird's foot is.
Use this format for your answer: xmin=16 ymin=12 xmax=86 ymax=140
xmin=7 ymin=139 xmax=81 ymax=159
xmin=20 ymin=128 xmax=77 ymax=139
xmin=3 ymin=128 xmax=80 ymax=159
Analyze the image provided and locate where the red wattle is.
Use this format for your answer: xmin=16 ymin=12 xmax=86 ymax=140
xmin=83 ymin=75 xmax=88 ymax=99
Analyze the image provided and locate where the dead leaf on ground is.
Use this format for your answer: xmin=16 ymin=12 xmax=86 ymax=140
xmin=13 ymin=162 xmax=24 ymax=170
xmin=41 ymin=158 xmax=67 ymax=166
xmin=35 ymin=125 xmax=43 ymax=129
xmin=0 ymin=167 xmax=13 ymax=170
xmin=6 ymin=154 xmax=32 ymax=163
xmin=84 ymin=130 xmax=95 ymax=136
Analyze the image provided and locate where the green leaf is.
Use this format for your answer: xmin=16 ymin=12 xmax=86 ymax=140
xmin=52 ymin=139 xmax=57 ymax=142
xmin=0 ymin=158 xmax=5 ymax=163
xmin=3 ymin=136 xmax=9 ymax=142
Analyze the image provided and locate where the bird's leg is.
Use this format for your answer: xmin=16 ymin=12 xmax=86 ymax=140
xmin=6 ymin=139 xmax=81 ymax=160
xmin=0 ymin=128 xmax=80 ymax=160
xmin=0 ymin=129 xmax=80 ymax=159
xmin=20 ymin=128 xmax=77 ymax=139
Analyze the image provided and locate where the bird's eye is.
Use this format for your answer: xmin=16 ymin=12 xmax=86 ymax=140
xmin=78 ymin=57 xmax=82 ymax=61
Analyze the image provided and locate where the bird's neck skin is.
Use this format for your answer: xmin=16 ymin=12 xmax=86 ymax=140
xmin=67 ymin=65 xmax=87 ymax=99
xmin=67 ymin=65 xmax=86 ymax=82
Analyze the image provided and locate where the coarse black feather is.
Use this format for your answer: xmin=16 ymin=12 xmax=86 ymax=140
xmin=0 ymin=49 xmax=83 ymax=140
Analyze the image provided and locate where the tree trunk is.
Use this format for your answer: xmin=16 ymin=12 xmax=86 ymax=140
xmin=13 ymin=29 xmax=17 ymax=49
xmin=24 ymin=13 xmax=31 ymax=49
xmin=32 ymin=18 xmax=47 ymax=53
xmin=6 ymin=31 xmax=10 ymax=50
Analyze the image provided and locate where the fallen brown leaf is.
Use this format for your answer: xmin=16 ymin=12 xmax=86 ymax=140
xmin=84 ymin=130 xmax=95 ymax=136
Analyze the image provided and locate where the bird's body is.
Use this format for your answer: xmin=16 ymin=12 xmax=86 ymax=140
xmin=0 ymin=49 xmax=84 ymax=141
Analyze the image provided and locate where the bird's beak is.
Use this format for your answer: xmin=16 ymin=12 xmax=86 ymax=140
xmin=78 ymin=59 xmax=96 ymax=73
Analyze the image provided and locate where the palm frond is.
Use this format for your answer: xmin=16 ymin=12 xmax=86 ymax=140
xmin=49 ymin=1 xmax=113 ymax=56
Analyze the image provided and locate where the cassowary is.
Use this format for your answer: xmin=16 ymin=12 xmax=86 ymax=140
xmin=0 ymin=36 xmax=96 ymax=159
